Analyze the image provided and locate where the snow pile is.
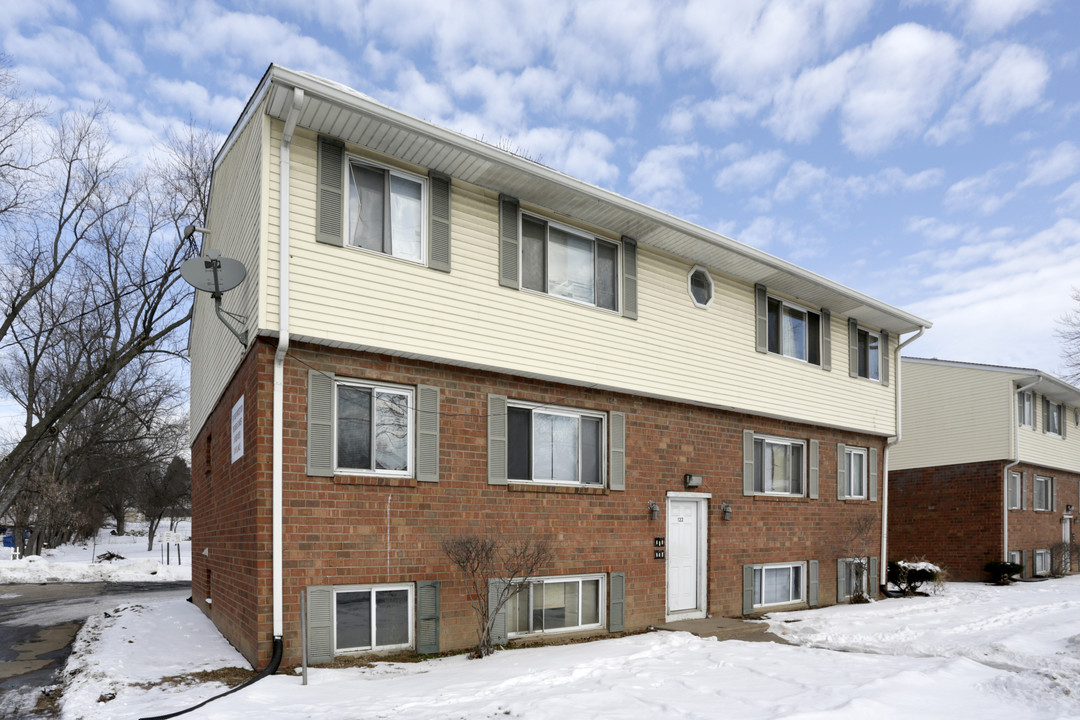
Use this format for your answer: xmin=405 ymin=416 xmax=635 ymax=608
xmin=0 ymin=522 xmax=191 ymax=583
xmin=57 ymin=577 xmax=1080 ymax=719
xmin=895 ymin=560 xmax=942 ymax=573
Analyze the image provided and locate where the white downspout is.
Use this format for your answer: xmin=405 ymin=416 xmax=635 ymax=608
xmin=882 ymin=327 xmax=926 ymax=588
xmin=1004 ymin=377 xmax=1041 ymax=562
xmin=273 ymin=87 xmax=304 ymax=641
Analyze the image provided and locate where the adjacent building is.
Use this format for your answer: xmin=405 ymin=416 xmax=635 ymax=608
xmin=189 ymin=65 xmax=930 ymax=667
xmin=890 ymin=358 xmax=1079 ymax=581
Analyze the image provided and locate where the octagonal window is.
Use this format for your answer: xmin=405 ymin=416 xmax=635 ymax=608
xmin=688 ymin=266 xmax=713 ymax=308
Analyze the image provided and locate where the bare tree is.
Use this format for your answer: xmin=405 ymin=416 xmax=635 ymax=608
xmin=0 ymin=64 xmax=215 ymax=519
xmin=137 ymin=455 xmax=190 ymax=552
xmin=441 ymin=534 xmax=553 ymax=658
xmin=1058 ymin=288 xmax=1080 ymax=383
xmin=835 ymin=513 xmax=878 ymax=603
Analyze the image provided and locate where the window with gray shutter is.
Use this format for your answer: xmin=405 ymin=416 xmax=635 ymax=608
xmin=869 ymin=557 xmax=879 ymax=597
xmin=416 ymin=581 xmax=440 ymax=654
xmin=488 ymin=394 xmax=508 ymax=485
xmin=609 ymin=412 xmax=626 ymax=491
xmin=742 ymin=429 xmax=755 ymax=496
xmin=837 ymin=559 xmax=849 ymax=601
xmin=498 ymin=196 xmax=520 ymax=289
xmin=742 ymin=565 xmax=754 ymax=614
xmin=488 ymin=579 xmax=509 ymax=646
xmin=306 ymin=585 xmax=334 ymax=664
xmin=307 ymin=370 xmax=335 ymax=477
xmin=416 ymin=385 xmax=440 ymax=483
xmin=869 ymin=447 xmax=879 ymax=502
xmin=428 ymin=173 xmax=451 ymax=272
xmin=622 ymin=237 xmax=638 ymax=320
xmin=809 ymin=439 xmax=819 ymax=499
xmin=836 ymin=443 xmax=847 ymax=499
xmin=848 ymin=318 xmax=858 ymax=378
xmin=821 ymin=309 xmax=832 ymax=370
xmin=808 ymin=560 xmax=819 ymax=607
xmin=609 ymin=572 xmax=626 ymax=632
xmin=754 ymin=285 xmax=768 ymax=353
xmin=1022 ymin=472 xmax=1028 ymax=509
xmin=316 ymin=137 xmax=345 ymax=247
xmin=881 ymin=333 xmax=890 ymax=386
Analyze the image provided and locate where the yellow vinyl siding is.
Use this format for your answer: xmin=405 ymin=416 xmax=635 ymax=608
xmin=188 ymin=107 xmax=265 ymax=440
xmin=1018 ymin=394 xmax=1080 ymax=473
xmin=260 ymin=124 xmax=896 ymax=436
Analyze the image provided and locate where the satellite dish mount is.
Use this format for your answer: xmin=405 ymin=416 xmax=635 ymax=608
xmin=180 ymin=227 xmax=249 ymax=347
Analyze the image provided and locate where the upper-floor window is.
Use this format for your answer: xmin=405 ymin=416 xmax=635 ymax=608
xmin=507 ymin=403 xmax=605 ymax=486
xmin=753 ymin=435 xmax=805 ymax=496
xmin=767 ymin=296 xmax=821 ymax=364
xmin=521 ymin=215 xmax=618 ymax=311
xmin=1033 ymin=475 xmax=1052 ymax=511
xmin=1007 ymin=471 xmax=1021 ymax=509
xmin=1046 ymin=400 xmax=1062 ymax=436
xmin=844 ymin=447 xmax=867 ymax=499
xmin=1017 ymin=390 xmax=1033 ymax=427
xmin=856 ymin=328 xmax=880 ymax=381
xmin=688 ymin=267 xmax=713 ymax=308
xmin=336 ymin=380 xmax=413 ymax=476
xmin=348 ymin=158 xmax=426 ymax=263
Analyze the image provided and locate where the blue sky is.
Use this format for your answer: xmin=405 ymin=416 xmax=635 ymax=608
xmin=5 ymin=0 xmax=1080 ymax=374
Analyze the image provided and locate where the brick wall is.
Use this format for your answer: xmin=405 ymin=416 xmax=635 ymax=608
xmin=195 ymin=338 xmax=889 ymax=666
xmin=1006 ymin=464 xmax=1080 ymax=578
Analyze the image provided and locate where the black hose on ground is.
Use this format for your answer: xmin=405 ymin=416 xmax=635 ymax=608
xmin=138 ymin=636 xmax=282 ymax=720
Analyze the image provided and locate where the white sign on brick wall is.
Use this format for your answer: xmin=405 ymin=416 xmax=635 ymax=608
xmin=231 ymin=395 xmax=244 ymax=463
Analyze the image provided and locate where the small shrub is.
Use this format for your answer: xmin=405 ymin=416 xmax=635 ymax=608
xmin=984 ymin=560 xmax=1023 ymax=585
xmin=887 ymin=560 xmax=944 ymax=595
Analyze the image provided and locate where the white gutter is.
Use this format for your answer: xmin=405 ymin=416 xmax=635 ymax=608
xmin=881 ymin=327 xmax=926 ymax=587
xmin=1004 ymin=376 xmax=1042 ymax=562
xmin=273 ymin=87 xmax=303 ymax=640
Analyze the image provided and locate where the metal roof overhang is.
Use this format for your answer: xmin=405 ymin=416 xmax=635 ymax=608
xmin=238 ymin=65 xmax=930 ymax=336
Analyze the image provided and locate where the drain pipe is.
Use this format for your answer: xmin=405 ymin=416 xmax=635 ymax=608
xmin=274 ymin=86 xmax=304 ymax=647
xmin=1004 ymin=377 xmax=1042 ymax=562
xmin=881 ymin=326 xmax=926 ymax=589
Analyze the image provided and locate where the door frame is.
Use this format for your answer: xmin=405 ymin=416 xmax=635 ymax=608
xmin=665 ymin=491 xmax=710 ymax=621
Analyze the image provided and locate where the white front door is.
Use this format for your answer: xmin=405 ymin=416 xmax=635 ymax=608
xmin=1064 ymin=517 xmax=1073 ymax=573
xmin=667 ymin=498 xmax=702 ymax=615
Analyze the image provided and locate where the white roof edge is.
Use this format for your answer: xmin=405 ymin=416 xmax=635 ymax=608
xmin=221 ymin=64 xmax=932 ymax=334
xmin=903 ymin=356 xmax=1080 ymax=400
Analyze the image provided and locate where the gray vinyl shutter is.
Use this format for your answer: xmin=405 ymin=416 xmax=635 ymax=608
xmin=809 ymin=439 xmax=819 ymax=499
xmin=488 ymin=579 xmax=509 ymax=646
xmin=1022 ymin=472 xmax=1028 ymax=509
xmin=609 ymin=572 xmax=626 ymax=632
xmin=609 ymin=411 xmax=626 ymax=491
xmin=869 ymin=447 xmax=879 ymax=502
xmin=742 ymin=565 xmax=754 ymax=614
xmin=743 ymin=429 xmax=755 ymax=496
xmin=821 ymin=309 xmax=832 ymax=371
xmin=808 ymin=560 xmax=819 ymax=607
xmin=416 ymin=385 xmax=440 ymax=483
xmin=837 ymin=559 xmax=848 ymax=601
xmin=498 ymin=195 xmax=520 ymax=289
xmin=428 ymin=172 xmax=451 ymax=272
xmin=1021 ymin=550 xmax=1028 ymax=577
xmin=881 ymin=332 xmax=890 ymax=387
xmin=306 ymin=585 xmax=334 ymax=665
xmin=837 ymin=443 xmax=847 ymax=499
xmin=316 ymin=137 xmax=345 ymax=247
xmin=416 ymin=581 xmax=440 ymax=654
xmin=488 ymin=394 xmax=508 ymax=485
xmin=1043 ymin=396 xmax=1049 ymax=434
xmin=1052 ymin=477 xmax=1057 ymax=511
xmin=754 ymin=284 xmax=768 ymax=353
xmin=622 ymin=237 xmax=638 ymax=320
xmin=869 ymin=557 xmax=879 ymax=597
xmin=307 ymin=370 xmax=335 ymax=477
xmin=848 ymin=318 xmax=859 ymax=378
xmin=1062 ymin=409 xmax=1067 ymax=439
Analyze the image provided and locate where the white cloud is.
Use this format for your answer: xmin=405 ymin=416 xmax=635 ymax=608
xmin=1019 ymin=142 xmax=1080 ymax=189
xmin=511 ymin=127 xmax=620 ymax=188
xmin=661 ymin=94 xmax=766 ymax=135
xmin=944 ymin=166 xmax=1016 ymax=214
xmin=906 ymin=0 xmax=1051 ymax=36
xmin=773 ymin=161 xmax=945 ymax=216
xmin=106 ymin=0 xmax=169 ymax=24
xmin=628 ymin=144 xmax=702 ymax=211
xmin=906 ymin=216 xmax=965 ymax=242
xmin=1055 ymin=181 xmax=1080 ymax=213
xmin=735 ymin=215 xmax=825 ymax=261
xmin=149 ymin=78 xmax=245 ymax=128
xmin=715 ymin=150 xmax=786 ymax=192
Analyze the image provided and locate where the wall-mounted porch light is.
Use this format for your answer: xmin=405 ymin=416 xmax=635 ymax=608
xmin=648 ymin=501 xmax=660 ymax=521
xmin=721 ymin=502 xmax=733 ymax=521
xmin=684 ymin=473 xmax=703 ymax=489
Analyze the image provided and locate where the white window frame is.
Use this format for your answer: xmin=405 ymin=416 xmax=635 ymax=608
xmin=334 ymin=379 xmax=415 ymax=477
xmin=333 ymin=583 xmax=414 ymax=654
xmin=856 ymin=328 xmax=881 ymax=381
xmin=845 ymin=447 xmax=868 ymax=499
xmin=1007 ymin=471 xmax=1021 ymax=510
xmin=753 ymin=435 xmax=807 ymax=497
xmin=687 ymin=266 xmax=714 ymax=309
xmin=345 ymin=156 xmax=428 ymax=264
xmin=751 ymin=561 xmax=806 ymax=608
xmin=1007 ymin=550 xmax=1022 ymax=566
xmin=519 ymin=212 xmax=621 ymax=312
xmin=506 ymin=573 xmax=606 ymax=637
xmin=766 ymin=295 xmax=822 ymax=365
xmin=1034 ymin=549 xmax=1051 ymax=576
xmin=1033 ymin=475 xmax=1052 ymax=511
xmin=1047 ymin=400 xmax=1062 ymax=436
xmin=506 ymin=401 xmax=607 ymax=487
xmin=1017 ymin=390 xmax=1034 ymax=428
xmin=839 ymin=557 xmax=868 ymax=600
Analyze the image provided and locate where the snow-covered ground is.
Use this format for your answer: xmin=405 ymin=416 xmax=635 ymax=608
xmin=0 ymin=522 xmax=191 ymax=583
xmin=51 ymin=575 xmax=1080 ymax=720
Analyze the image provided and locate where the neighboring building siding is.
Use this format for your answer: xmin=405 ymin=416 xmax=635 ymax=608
xmin=196 ymin=338 xmax=888 ymax=667
xmin=890 ymin=361 xmax=1012 ymax=470
xmin=189 ymin=108 xmax=266 ymax=438
xmin=1018 ymin=393 xmax=1080 ymax=473
xmin=257 ymin=124 xmax=897 ymax=441
xmin=888 ymin=462 xmax=1005 ymax=581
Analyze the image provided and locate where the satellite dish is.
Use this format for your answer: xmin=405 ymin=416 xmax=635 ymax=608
xmin=180 ymin=251 xmax=247 ymax=296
